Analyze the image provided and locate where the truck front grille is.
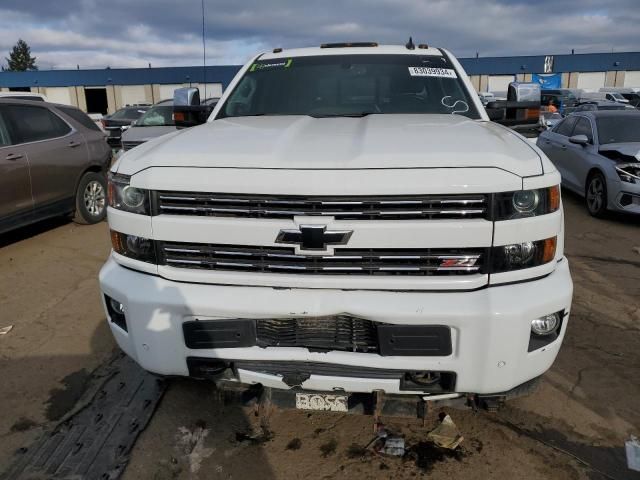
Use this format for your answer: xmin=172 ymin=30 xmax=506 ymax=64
xmin=256 ymin=316 xmax=379 ymax=353
xmin=158 ymin=241 xmax=484 ymax=276
xmin=156 ymin=192 xmax=488 ymax=220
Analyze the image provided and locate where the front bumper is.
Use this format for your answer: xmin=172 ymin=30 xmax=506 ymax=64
xmin=99 ymin=256 xmax=573 ymax=395
xmin=608 ymin=177 xmax=640 ymax=214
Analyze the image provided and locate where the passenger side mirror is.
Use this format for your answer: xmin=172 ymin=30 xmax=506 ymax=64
xmin=569 ymin=134 xmax=589 ymax=145
xmin=173 ymin=87 xmax=214 ymax=128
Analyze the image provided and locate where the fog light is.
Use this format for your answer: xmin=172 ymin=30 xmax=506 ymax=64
xmin=531 ymin=313 xmax=559 ymax=336
xmin=105 ymin=294 xmax=127 ymax=332
xmin=109 ymin=298 xmax=125 ymax=315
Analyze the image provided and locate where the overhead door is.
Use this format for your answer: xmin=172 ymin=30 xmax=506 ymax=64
xmin=624 ymin=71 xmax=640 ymax=87
xmin=120 ymin=85 xmax=148 ymax=106
xmin=488 ymin=75 xmax=514 ymax=93
xmin=44 ymin=87 xmax=72 ymax=105
xmin=577 ymin=72 xmax=605 ymax=90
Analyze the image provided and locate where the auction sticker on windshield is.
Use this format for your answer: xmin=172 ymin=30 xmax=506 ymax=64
xmin=409 ymin=66 xmax=458 ymax=78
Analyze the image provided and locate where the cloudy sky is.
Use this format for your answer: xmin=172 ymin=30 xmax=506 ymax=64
xmin=1 ymin=0 xmax=639 ymax=70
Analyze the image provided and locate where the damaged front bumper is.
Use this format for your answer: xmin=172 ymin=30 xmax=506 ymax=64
xmin=99 ymin=255 xmax=573 ymax=396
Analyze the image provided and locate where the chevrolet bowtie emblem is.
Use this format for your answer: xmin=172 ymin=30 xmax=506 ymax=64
xmin=276 ymin=225 xmax=353 ymax=251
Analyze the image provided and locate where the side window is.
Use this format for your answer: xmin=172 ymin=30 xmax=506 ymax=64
xmin=572 ymin=117 xmax=593 ymax=143
xmin=5 ymin=105 xmax=71 ymax=144
xmin=58 ymin=106 xmax=102 ymax=131
xmin=0 ymin=110 xmax=12 ymax=147
xmin=554 ymin=116 xmax=577 ymax=136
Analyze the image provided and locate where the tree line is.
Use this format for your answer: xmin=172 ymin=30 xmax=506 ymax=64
xmin=2 ymin=39 xmax=38 ymax=72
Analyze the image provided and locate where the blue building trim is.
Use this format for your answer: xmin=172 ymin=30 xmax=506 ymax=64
xmin=2 ymin=51 xmax=640 ymax=87
xmin=0 ymin=65 xmax=241 ymax=88
xmin=459 ymin=51 xmax=640 ymax=75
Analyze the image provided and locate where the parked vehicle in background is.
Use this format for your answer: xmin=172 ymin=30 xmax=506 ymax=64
xmin=120 ymin=97 xmax=220 ymax=151
xmin=574 ymin=100 xmax=630 ymax=112
xmin=120 ymin=99 xmax=174 ymax=151
xmin=477 ymin=91 xmax=495 ymax=106
xmin=581 ymin=91 xmax=629 ymax=104
xmin=537 ymin=110 xmax=640 ymax=217
xmin=0 ymin=91 xmax=48 ymax=102
xmin=599 ymin=87 xmax=640 ymax=106
xmin=541 ymin=89 xmax=579 ymax=115
xmin=539 ymin=111 xmax=563 ymax=130
xmin=101 ymin=43 xmax=572 ymax=413
xmin=0 ymin=99 xmax=112 ymax=233
xmin=101 ymin=106 xmax=149 ymax=147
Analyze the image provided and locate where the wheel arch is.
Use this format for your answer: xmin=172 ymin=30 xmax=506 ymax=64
xmin=584 ymin=167 xmax=606 ymax=195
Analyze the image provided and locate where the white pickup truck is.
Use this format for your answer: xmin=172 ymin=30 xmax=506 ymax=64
xmin=100 ymin=43 xmax=573 ymax=412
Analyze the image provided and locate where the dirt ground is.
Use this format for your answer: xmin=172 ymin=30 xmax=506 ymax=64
xmin=0 ymin=191 xmax=639 ymax=479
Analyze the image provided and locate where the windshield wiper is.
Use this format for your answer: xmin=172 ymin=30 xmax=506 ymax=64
xmin=308 ymin=112 xmax=375 ymax=118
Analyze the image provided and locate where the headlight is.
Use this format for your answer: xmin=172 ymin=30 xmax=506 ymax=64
xmin=108 ymin=172 xmax=151 ymax=215
xmin=615 ymin=163 xmax=640 ymax=184
xmin=110 ymin=230 xmax=157 ymax=263
xmin=490 ymin=237 xmax=556 ymax=272
xmin=493 ymin=186 xmax=560 ymax=220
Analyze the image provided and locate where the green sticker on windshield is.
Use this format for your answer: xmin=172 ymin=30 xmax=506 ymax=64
xmin=250 ymin=58 xmax=293 ymax=72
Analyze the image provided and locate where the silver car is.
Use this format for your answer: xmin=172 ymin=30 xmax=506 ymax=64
xmin=537 ymin=110 xmax=640 ymax=216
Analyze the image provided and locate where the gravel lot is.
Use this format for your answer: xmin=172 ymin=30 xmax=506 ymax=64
xmin=0 ymin=191 xmax=639 ymax=479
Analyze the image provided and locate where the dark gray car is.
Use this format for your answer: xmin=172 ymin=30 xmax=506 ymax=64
xmin=537 ymin=110 xmax=640 ymax=216
xmin=0 ymin=99 xmax=112 ymax=234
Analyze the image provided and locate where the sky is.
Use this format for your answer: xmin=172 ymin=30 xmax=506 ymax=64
xmin=0 ymin=0 xmax=639 ymax=70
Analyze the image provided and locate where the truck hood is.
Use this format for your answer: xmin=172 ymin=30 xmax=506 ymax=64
xmin=121 ymin=125 xmax=177 ymax=144
xmin=116 ymin=114 xmax=543 ymax=177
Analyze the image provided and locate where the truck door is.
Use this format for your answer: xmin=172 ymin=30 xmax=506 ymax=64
xmin=0 ymin=106 xmax=33 ymax=220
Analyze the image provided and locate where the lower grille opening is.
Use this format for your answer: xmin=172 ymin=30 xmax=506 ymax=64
xmin=257 ymin=316 xmax=379 ymax=353
xmin=186 ymin=357 xmax=456 ymax=393
xmin=183 ymin=317 xmax=453 ymax=357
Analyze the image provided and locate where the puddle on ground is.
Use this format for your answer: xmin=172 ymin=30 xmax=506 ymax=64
xmin=45 ymin=368 xmax=90 ymax=420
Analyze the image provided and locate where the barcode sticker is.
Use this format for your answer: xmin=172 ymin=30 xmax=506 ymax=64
xmin=409 ymin=67 xmax=458 ymax=78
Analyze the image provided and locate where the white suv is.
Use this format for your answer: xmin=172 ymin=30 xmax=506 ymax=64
xmin=100 ymin=43 xmax=573 ymax=410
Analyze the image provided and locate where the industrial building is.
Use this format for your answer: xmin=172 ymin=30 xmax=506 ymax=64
xmin=1 ymin=51 xmax=639 ymax=114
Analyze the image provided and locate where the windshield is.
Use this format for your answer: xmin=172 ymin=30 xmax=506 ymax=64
xmin=219 ymin=54 xmax=480 ymax=119
xmin=597 ymin=116 xmax=640 ymax=144
xmin=136 ymin=105 xmax=174 ymax=126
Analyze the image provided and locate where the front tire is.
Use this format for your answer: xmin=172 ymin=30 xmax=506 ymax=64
xmin=74 ymin=172 xmax=107 ymax=224
xmin=585 ymin=172 xmax=608 ymax=218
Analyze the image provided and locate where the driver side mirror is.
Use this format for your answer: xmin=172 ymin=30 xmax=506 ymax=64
xmin=485 ymin=105 xmax=504 ymax=121
xmin=569 ymin=134 xmax=589 ymax=146
xmin=173 ymin=87 xmax=214 ymax=128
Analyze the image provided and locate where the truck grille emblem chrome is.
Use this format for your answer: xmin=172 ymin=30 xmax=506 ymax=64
xmin=276 ymin=225 xmax=353 ymax=251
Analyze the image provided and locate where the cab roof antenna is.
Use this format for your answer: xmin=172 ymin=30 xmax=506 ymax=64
xmin=405 ymin=36 xmax=415 ymax=50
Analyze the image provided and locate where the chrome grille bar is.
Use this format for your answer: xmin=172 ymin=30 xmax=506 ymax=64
xmin=158 ymin=241 xmax=485 ymax=276
xmin=156 ymin=192 xmax=488 ymax=220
